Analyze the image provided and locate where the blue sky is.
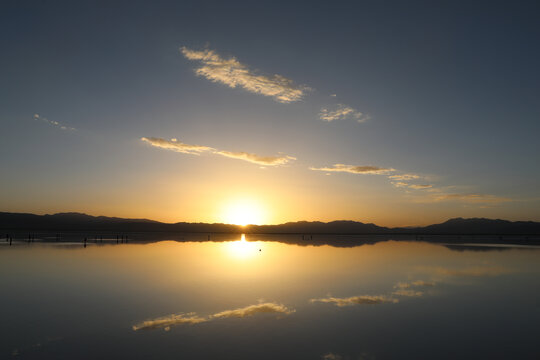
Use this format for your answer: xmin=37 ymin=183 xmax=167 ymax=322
xmin=1 ymin=0 xmax=539 ymax=225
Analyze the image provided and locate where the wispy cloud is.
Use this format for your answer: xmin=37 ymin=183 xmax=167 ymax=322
xmin=214 ymin=150 xmax=296 ymax=166
xmin=181 ymin=47 xmax=308 ymax=103
xmin=431 ymin=193 xmax=511 ymax=204
xmin=133 ymin=302 xmax=294 ymax=331
xmin=319 ymin=104 xmax=369 ymax=123
xmin=310 ymin=295 xmax=398 ymax=307
xmin=33 ymin=114 xmax=75 ymax=131
xmin=393 ymin=280 xmax=434 ymax=296
xmin=387 ymin=177 xmax=510 ymax=205
xmin=310 ymin=164 xmax=395 ymax=175
xmin=391 ymin=180 xmax=432 ymax=190
xmin=394 ymin=282 xmax=411 ymax=289
xmin=394 ymin=280 xmax=435 ymax=289
xmin=392 ymin=289 xmax=424 ymax=297
xmin=311 ymin=161 xmax=507 ymax=206
xmin=408 ymin=184 xmax=433 ymax=190
xmin=141 ymin=137 xmax=295 ymax=166
xmin=141 ymin=137 xmax=212 ymax=155
xmin=388 ymin=174 xmax=421 ymax=181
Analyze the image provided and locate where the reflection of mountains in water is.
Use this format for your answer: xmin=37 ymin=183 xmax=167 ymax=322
xmin=444 ymin=243 xmax=540 ymax=252
xmin=1 ymin=212 xmax=539 ymax=248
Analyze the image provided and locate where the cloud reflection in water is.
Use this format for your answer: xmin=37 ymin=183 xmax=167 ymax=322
xmin=310 ymin=295 xmax=398 ymax=307
xmin=133 ymin=302 xmax=294 ymax=331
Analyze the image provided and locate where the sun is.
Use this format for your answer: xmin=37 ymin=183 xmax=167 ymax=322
xmin=222 ymin=199 xmax=265 ymax=226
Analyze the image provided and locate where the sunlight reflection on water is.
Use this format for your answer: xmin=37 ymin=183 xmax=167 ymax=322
xmin=1 ymin=236 xmax=539 ymax=359
xmin=223 ymin=234 xmax=263 ymax=259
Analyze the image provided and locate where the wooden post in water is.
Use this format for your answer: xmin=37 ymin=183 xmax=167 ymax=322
xmin=84 ymin=237 xmax=87 ymax=248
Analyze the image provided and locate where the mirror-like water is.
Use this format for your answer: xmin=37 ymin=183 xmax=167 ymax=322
xmin=1 ymin=235 xmax=539 ymax=359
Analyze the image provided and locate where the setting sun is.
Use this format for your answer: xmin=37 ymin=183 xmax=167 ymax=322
xmin=221 ymin=199 xmax=266 ymax=225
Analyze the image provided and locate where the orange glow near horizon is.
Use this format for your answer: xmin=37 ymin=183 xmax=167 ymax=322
xmin=220 ymin=198 xmax=266 ymax=225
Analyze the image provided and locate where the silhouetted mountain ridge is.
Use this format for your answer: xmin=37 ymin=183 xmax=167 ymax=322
xmin=413 ymin=217 xmax=540 ymax=234
xmin=0 ymin=212 xmax=539 ymax=235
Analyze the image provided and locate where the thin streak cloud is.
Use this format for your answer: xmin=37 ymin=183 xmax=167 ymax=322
xmin=310 ymin=295 xmax=398 ymax=307
xmin=431 ymin=193 xmax=511 ymax=204
xmin=394 ymin=282 xmax=412 ymax=289
xmin=386 ymin=177 xmax=510 ymax=205
xmin=388 ymin=174 xmax=421 ymax=181
xmin=33 ymin=114 xmax=75 ymax=131
xmin=181 ymin=47 xmax=308 ymax=103
xmin=141 ymin=137 xmax=295 ymax=166
xmin=214 ymin=150 xmax=296 ymax=166
xmin=392 ymin=289 xmax=424 ymax=297
xmin=311 ymin=162 xmax=507 ymax=206
xmin=408 ymin=184 xmax=433 ymax=190
xmin=393 ymin=281 xmax=433 ymax=296
xmin=310 ymin=164 xmax=395 ymax=175
xmin=319 ymin=104 xmax=369 ymax=123
xmin=394 ymin=280 xmax=435 ymax=289
xmin=141 ymin=137 xmax=212 ymax=155
xmin=391 ymin=181 xmax=432 ymax=190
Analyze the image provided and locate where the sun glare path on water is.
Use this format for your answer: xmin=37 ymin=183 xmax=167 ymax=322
xmin=225 ymin=234 xmax=261 ymax=259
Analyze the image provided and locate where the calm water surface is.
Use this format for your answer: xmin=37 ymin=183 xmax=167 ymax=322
xmin=1 ymin=235 xmax=539 ymax=359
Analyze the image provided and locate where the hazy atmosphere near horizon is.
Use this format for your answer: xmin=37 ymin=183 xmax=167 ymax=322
xmin=1 ymin=0 xmax=540 ymax=226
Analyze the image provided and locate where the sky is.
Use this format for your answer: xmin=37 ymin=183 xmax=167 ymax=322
xmin=1 ymin=0 xmax=539 ymax=226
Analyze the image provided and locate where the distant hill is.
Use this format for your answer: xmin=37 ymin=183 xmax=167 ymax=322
xmin=0 ymin=212 xmax=239 ymax=233
xmin=1 ymin=212 xmax=539 ymax=235
xmin=402 ymin=217 xmax=540 ymax=235
xmin=250 ymin=220 xmax=389 ymax=234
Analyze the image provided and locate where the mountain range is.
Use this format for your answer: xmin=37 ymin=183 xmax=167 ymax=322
xmin=1 ymin=212 xmax=539 ymax=235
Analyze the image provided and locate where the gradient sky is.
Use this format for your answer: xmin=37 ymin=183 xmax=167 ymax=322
xmin=1 ymin=0 xmax=539 ymax=226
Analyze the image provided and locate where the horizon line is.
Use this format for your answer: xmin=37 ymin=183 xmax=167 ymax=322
xmin=1 ymin=210 xmax=538 ymax=229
